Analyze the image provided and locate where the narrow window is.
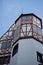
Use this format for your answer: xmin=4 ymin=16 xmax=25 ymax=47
xmin=37 ymin=51 xmax=43 ymax=63
xmin=12 ymin=44 xmax=18 ymax=57
xmin=0 ymin=56 xmax=10 ymax=64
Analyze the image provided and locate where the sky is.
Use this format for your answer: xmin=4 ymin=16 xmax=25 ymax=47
xmin=0 ymin=1 xmax=43 ymax=65
xmin=0 ymin=0 xmax=43 ymax=37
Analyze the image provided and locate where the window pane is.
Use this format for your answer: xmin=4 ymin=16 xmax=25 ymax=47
xmin=12 ymin=26 xmax=20 ymax=38
xmin=0 ymin=56 xmax=10 ymax=64
xmin=38 ymin=27 xmax=42 ymax=36
xmin=22 ymin=16 xmax=26 ymax=21
xmin=22 ymin=16 xmax=32 ymax=22
xmin=1 ymin=41 xmax=11 ymax=49
xmin=37 ymin=51 xmax=43 ymax=63
xmin=12 ymin=44 xmax=18 ymax=57
xmin=33 ymin=25 xmax=37 ymax=33
xmin=33 ymin=16 xmax=36 ymax=21
xmin=22 ymin=25 xmax=26 ymax=32
xmin=27 ymin=16 xmax=32 ymax=20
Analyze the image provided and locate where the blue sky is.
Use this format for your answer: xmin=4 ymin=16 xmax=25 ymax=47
xmin=0 ymin=0 xmax=43 ymax=37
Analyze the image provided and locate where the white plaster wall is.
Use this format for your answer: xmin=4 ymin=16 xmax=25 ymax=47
xmin=9 ymin=38 xmax=43 ymax=65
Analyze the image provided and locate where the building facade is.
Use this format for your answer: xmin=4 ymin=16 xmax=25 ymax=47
xmin=0 ymin=13 xmax=43 ymax=65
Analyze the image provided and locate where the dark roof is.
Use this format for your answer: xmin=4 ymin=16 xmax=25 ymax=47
xmin=15 ymin=13 xmax=42 ymax=29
